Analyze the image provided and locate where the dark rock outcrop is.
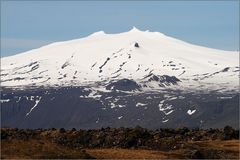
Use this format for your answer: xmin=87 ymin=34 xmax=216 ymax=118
xmin=143 ymin=74 xmax=181 ymax=86
xmin=106 ymin=79 xmax=140 ymax=91
xmin=134 ymin=42 xmax=139 ymax=48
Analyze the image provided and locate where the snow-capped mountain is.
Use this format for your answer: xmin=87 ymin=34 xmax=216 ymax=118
xmin=1 ymin=27 xmax=239 ymax=129
xmin=1 ymin=27 xmax=239 ymax=91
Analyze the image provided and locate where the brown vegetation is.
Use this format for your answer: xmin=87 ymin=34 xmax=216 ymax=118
xmin=1 ymin=127 xmax=239 ymax=159
xmin=86 ymin=141 xmax=240 ymax=159
xmin=1 ymin=139 xmax=93 ymax=159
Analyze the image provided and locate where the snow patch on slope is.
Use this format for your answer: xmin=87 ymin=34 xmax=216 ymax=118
xmin=136 ymin=102 xmax=147 ymax=107
xmin=187 ymin=109 xmax=196 ymax=115
xmin=26 ymin=97 xmax=42 ymax=116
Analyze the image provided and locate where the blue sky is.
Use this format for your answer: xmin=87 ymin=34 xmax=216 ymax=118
xmin=1 ymin=1 xmax=239 ymax=57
